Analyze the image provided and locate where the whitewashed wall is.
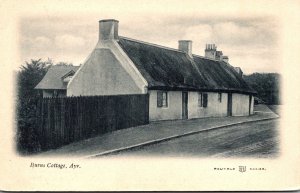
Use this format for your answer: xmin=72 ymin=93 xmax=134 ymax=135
xmin=149 ymin=90 xmax=182 ymax=121
xmin=232 ymin=93 xmax=251 ymax=116
xmin=149 ymin=90 xmax=253 ymax=121
xmin=67 ymin=39 xmax=147 ymax=96
xmin=67 ymin=49 xmax=143 ymax=96
xmin=188 ymin=92 xmax=228 ymax=119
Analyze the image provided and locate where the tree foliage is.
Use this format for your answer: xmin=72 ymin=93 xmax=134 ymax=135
xmin=55 ymin=62 xmax=74 ymax=66
xmin=243 ymin=73 xmax=281 ymax=105
xmin=16 ymin=59 xmax=52 ymax=154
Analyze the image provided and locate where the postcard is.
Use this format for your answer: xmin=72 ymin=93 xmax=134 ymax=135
xmin=0 ymin=0 xmax=299 ymax=191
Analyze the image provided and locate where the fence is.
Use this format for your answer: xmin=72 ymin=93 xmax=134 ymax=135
xmin=36 ymin=94 xmax=149 ymax=150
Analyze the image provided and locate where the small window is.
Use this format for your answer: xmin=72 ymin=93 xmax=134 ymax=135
xmin=203 ymin=93 xmax=208 ymax=107
xmin=53 ymin=90 xmax=58 ymax=97
xmin=218 ymin=92 xmax=222 ymax=102
xmin=198 ymin=92 xmax=208 ymax=108
xmin=157 ymin=91 xmax=168 ymax=108
xmin=198 ymin=92 xmax=203 ymax=107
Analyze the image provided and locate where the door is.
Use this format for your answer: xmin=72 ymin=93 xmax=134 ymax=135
xmin=227 ymin=93 xmax=232 ymax=116
xmin=182 ymin=92 xmax=188 ymax=119
xmin=249 ymin=95 xmax=252 ymax=115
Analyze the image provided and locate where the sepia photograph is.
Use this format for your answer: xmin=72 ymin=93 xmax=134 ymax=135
xmin=0 ymin=0 xmax=299 ymax=191
xmin=17 ymin=17 xmax=281 ymax=158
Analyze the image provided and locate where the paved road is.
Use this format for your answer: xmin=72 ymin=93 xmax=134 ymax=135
xmin=108 ymin=119 xmax=279 ymax=158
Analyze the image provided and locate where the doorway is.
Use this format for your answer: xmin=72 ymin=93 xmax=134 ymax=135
xmin=227 ymin=93 xmax=232 ymax=116
xmin=182 ymin=92 xmax=188 ymax=119
xmin=249 ymin=95 xmax=252 ymax=115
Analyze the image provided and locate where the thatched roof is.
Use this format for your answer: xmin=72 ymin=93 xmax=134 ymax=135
xmin=118 ymin=37 xmax=256 ymax=94
xmin=35 ymin=65 xmax=79 ymax=90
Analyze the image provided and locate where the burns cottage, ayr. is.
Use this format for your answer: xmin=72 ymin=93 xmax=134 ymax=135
xmin=36 ymin=19 xmax=256 ymax=121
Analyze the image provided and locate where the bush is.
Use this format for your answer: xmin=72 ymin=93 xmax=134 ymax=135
xmin=16 ymin=59 xmax=52 ymax=154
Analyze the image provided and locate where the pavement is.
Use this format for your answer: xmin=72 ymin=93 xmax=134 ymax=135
xmin=38 ymin=105 xmax=279 ymax=158
xmin=111 ymin=119 xmax=279 ymax=158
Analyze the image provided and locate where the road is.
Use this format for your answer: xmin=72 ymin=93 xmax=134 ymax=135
xmin=108 ymin=119 xmax=279 ymax=158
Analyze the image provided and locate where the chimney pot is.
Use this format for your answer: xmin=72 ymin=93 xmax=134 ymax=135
xmin=216 ymin=50 xmax=223 ymax=60
xmin=99 ymin=19 xmax=119 ymax=40
xmin=205 ymin=43 xmax=217 ymax=59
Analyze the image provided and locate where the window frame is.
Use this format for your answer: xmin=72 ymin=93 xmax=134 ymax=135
xmin=53 ymin=90 xmax=58 ymax=97
xmin=203 ymin=93 xmax=208 ymax=108
xmin=218 ymin=92 xmax=222 ymax=103
xmin=198 ymin=92 xmax=208 ymax=108
xmin=198 ymin=92 xmax=203 ymax=107
xmin=157 ymin=91 xmax=168 ymax=108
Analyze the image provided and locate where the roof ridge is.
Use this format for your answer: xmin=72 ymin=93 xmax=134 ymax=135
xmin=119 ymin=36 xmax=186 ymax=54
xmin=120 ymin=36 xmax=226 ymax=63
xmin=51 ymin=65 xmax=80 ymax=68
xmin=192 ymin=54 xmax=221 ymax=62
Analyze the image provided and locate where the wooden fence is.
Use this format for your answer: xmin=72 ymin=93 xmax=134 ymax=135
xmin=36 ymin=94 xmax=149 ymax=150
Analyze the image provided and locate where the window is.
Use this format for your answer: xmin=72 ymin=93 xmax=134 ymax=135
xmin=203 ymin=93 xmax=208 ymax=107
xmin=218 ymin=92 xmax=222 ymax=102
xmin=198 ymin=92 xmax=203 ymax=107
xmin=198 ymin=92 xmax=208 ymax=108
xmin=157 ymin=91 xmax=168 ymax=108
xmin=53 ymin=90 xmax=58 ymax=97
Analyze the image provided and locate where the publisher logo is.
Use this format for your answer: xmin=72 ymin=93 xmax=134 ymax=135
xmin=214 ymin=166 xmax=266 ymax=173
xmin=239 ymin=166 xmax=246 ymax=173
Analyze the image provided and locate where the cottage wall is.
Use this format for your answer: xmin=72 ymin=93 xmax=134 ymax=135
xmin=149 ymin=90 xmax=182 ymax=121
xmin=67 ymin=49 xmax=143 ymax=96
xmin=149 ymin=90 xmax=253 ymax=121
xmin=188 ymin=92 xmax=228 ymax=119
xmin=232 ymin=93 xmax=252 ymax=116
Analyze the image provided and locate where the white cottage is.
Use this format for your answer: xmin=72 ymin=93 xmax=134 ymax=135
xmin=66 ymin=19 xmax=256 ymax=121
xmin=35 ymin=65 xmax=79 ymax=97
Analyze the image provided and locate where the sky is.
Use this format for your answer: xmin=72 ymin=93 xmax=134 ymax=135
xmin=19 ymin=15 xmax=280 ymax=74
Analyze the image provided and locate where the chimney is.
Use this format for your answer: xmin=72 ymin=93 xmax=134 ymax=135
xmin=205 ymin=44 xmax=217 ymax=59
xmin=99 ymin=19 xmax=119 ymax=40
xmin=234 ymin=67 xmax=243 ymax=77
xmin=215 ymin=51 xmax=223 ymax=60
xmin=178 ymin=40 xmax=192 ymax=57
xmin=221 ymin=55 xmax=229 ymax=63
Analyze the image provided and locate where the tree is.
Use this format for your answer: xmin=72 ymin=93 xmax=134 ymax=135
xmin=16 ymin=59 xmax=52 ymax=154
xmin=243 ymin=73 xmax=281 ymax=105
xmin=56 ymin=62 xmax=74 ymax=66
